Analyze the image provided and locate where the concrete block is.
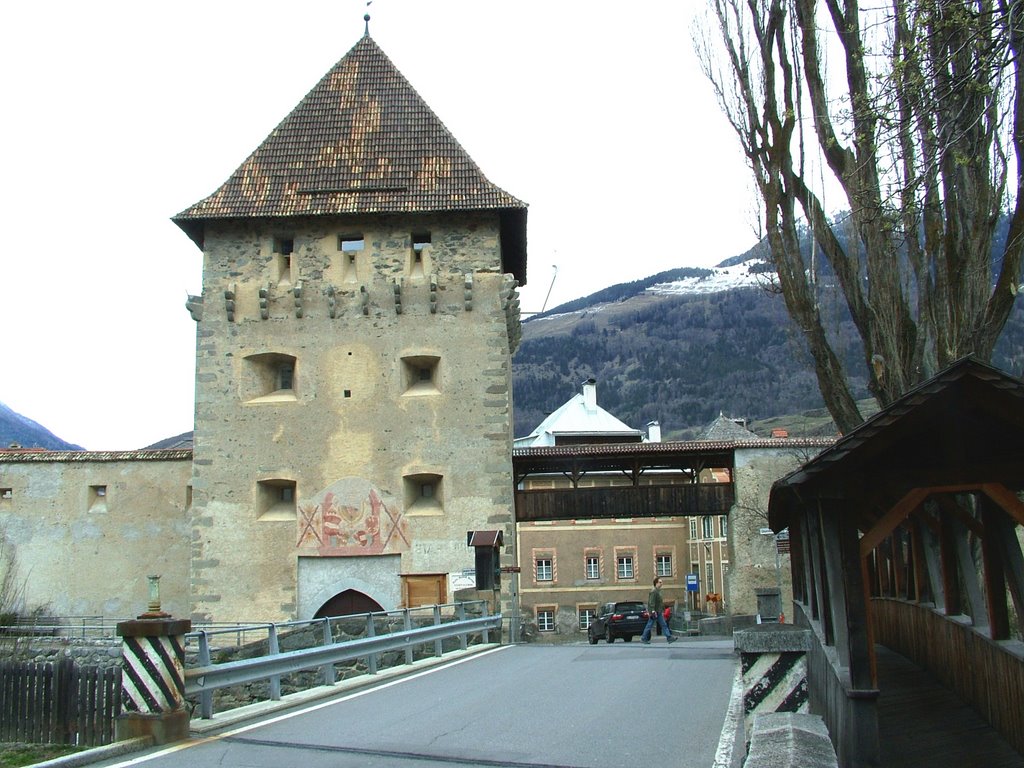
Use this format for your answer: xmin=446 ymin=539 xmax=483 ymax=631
xmin=745 ymin=712 xmax=838 ymax=768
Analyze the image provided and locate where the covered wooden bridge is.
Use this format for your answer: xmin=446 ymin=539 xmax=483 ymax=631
xmin=769 ymin=358 xmax=1024 ymax=767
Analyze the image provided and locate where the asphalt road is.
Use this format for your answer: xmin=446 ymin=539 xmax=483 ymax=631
xmin=95 ymin=638 xmax=742 ymax=768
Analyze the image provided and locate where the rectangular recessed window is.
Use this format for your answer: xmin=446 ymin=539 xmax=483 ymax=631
xmin=338 ymin=234 xmax=363 ymax=283
xmin=703 ymin=516 xmax=714 ymax=539
xmin=243 ymin=353 xmax=298 ymax=403
xmin=719 ymin=515 xmax=728 ymax=538
xmin=1 ymin=488 xmax=12 ymax=501
xmin=407 ymin=232 xmax=431 ymax=278
xmin=88 ymin=485 xmax=108 ymax=513
xmin=404 ymin=473 xmax=443 ymax=515
xmin=258 ymin=479 xmax=297 ymax=521
xmin=689 ymin=518 xmax=698 ymax=539
xmin=338 ymin=235 xmax=364 ymax=252
xmin=578 ymin=607 xmax=597 ymax=630
xmin=535 ymin=558 xmax=553 ymax=582
xmin=617 ymin=555 xmax=634 ymax=580
xmin=585 ymin=555 xmax=600 ymax=580
xmin=401 ymin=355 xmax=440 ymax=395
xmin=537 ymin=609 xmax=555 ymax=632
xmin=656 ymin=553 xmax=672 ymax=578
xmin=705 ymin=562 xmax=715 ymax=593
xmin=273 ymin=236 xmax=294 ymax=284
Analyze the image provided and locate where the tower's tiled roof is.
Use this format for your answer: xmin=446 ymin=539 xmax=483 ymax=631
xmin=173 ymin=34 xmax=528 ymax=281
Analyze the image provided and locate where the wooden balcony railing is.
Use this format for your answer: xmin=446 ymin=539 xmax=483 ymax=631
xmin=514 ymin=483 xmax=734 ymax=522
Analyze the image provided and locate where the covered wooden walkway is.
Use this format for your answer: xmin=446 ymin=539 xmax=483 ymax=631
xmin=769 ymin=358 xmax=1024 ymax=767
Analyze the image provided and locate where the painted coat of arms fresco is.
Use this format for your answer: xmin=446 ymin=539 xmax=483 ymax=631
xmin=296 ymin=477 xmax=410 ymax=556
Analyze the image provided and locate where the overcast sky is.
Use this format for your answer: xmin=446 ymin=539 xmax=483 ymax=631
xmin=0 ymin=1 xmax=759 ymax=450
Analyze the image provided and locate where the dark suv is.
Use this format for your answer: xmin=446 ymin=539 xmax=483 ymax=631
xmin=588 ymin=601 xmax=650 ymax=644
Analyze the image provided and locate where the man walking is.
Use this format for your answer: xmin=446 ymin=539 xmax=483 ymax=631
xmin=641 ymin=577 xmax=676 ymax=644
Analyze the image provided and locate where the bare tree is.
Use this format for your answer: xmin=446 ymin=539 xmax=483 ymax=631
xmin=696 ymin=0 xmax=1024 ymax=432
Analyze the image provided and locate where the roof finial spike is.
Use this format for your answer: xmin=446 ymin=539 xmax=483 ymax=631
xmin=364 ymin=0 xmax=372 ymax=36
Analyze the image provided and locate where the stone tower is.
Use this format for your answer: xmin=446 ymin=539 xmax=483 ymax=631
xmin=173 ymin=32 xmax=527 ymax=623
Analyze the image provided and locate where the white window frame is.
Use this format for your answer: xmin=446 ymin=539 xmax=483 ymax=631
xmin=703 ymin=515 xmax=714 ymax=539
xmin=536 ymin=558 xmax=553 ymax=582
xmin=719 ymin=515 xmax=728 ymax=538
xmin=656 ymin=553 xmax=672 ymax=578
xmin=537 ymin=609 xmax=555 ymax=632
xmin=578 ymin=607 xmax=597 ymax=630
xmin=617 ymin=555 xmax=634 ymax=580
xmin=585 ymin=555 xmax=600 ymax=580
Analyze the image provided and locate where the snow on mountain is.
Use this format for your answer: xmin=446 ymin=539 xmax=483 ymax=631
xmin=646 ymin=259 xmax=772 ymax=296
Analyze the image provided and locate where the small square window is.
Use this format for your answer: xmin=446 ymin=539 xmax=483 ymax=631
xmin=1 ymin=488 xmax=12 ymax=501
xmin=537 ymin=609 xmax=555 ymax=632
xmin=258 ymin=479 xmax=297 ymax=521
xmin=273 ymin=237 xmax=294 ymax=255
xmin=401 ymin=355 xmax=440 ymax=395
xmin=404 ymin=473 xmax=443 ymax=515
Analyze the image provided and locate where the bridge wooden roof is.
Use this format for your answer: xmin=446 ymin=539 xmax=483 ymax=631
xmin=769 ymin=357 xmax=1024 ymax=531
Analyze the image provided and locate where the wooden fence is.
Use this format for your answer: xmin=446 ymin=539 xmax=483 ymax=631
xmin=0 ymin=657 xmax=121 ymax=746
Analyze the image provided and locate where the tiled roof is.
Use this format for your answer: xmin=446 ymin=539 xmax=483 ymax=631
xmin=173 ymin=34 xmax=527 ymax=280
xmin=702 ymin=413 xmax=759 ymax=441
xmin=0 ymin=449 xmax=192 ymax=463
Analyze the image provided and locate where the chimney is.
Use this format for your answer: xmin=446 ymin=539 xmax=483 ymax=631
xmin=647 ymin=421 xmax=662 ymax=443
xmin=582 ymin=378 xmax=598 ymax=411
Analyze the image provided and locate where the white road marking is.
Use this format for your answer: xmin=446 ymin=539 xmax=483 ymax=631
xmin=101 ymin=644 xmax=514 ymax=767
xmin=712 ymin=661 xmax=744 ymax=768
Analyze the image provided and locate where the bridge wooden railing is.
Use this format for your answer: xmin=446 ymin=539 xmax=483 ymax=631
xmin=513 ymin=483 xmax=734 ymax=522
xmin=872 ymin=597 xmax=1024 ymax=755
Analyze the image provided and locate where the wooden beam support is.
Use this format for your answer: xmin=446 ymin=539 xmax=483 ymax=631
xmin=860 ymin=486 xmax=930 ymax=557
xmin=951 ymin=514 xmax=989 ymax=629
xmin=938 ymin=512 xmax=962 ymax=616
xmin=981 ymin=482 xmax=1024 ymax=528
xmin=935 ymin=496 xmax=985 ymax=538
xmin=979 ymin=497 xmax=1010 ymax=639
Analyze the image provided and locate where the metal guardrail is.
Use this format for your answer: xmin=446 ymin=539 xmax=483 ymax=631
xmin=185 ymin=602 xmax=501 ymax=719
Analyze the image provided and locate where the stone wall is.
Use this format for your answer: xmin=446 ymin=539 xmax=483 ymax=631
xmin=189 ymin=213 xmax=518 ymax=623
xmin=727 ymin=444 xmax=826 ymax=617
xmin=0 ymin=455 xmax=192 ymax=617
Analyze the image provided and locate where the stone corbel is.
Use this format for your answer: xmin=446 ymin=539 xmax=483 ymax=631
xmin=224 ymin=284 xmax=236 ymax=322
xmin=259 ymin=284 xmax=270 ymax=320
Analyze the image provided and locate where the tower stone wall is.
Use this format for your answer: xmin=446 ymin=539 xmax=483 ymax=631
xmin=189 ymin=213 xmax=518 ymax=622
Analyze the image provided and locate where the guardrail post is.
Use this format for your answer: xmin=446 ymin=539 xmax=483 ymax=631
xmin=456 ymin=603 xmax=468 ymax=650
xmin=481 ymin=601 xmax=490 ymax=645
xmin=267 ymin=624 xmax=282 ymax=700
xmin=403 ymin=609 xmax=414 ymax=666
xmin=197 ymin=631 xmax=213 ymax=719
xmin=320 ymin=618 xmax=335 ymax=685
xmin=433 ymin=605 xmax=443 ymax=658
xmin=365 ymin=613 xmax=378 ymax=675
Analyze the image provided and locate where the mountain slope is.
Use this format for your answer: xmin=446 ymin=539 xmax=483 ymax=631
xmin=0 ymin=402 xmax=83 ymax=451
xmin=513 ymin=254 xmax=1024 ymax=439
